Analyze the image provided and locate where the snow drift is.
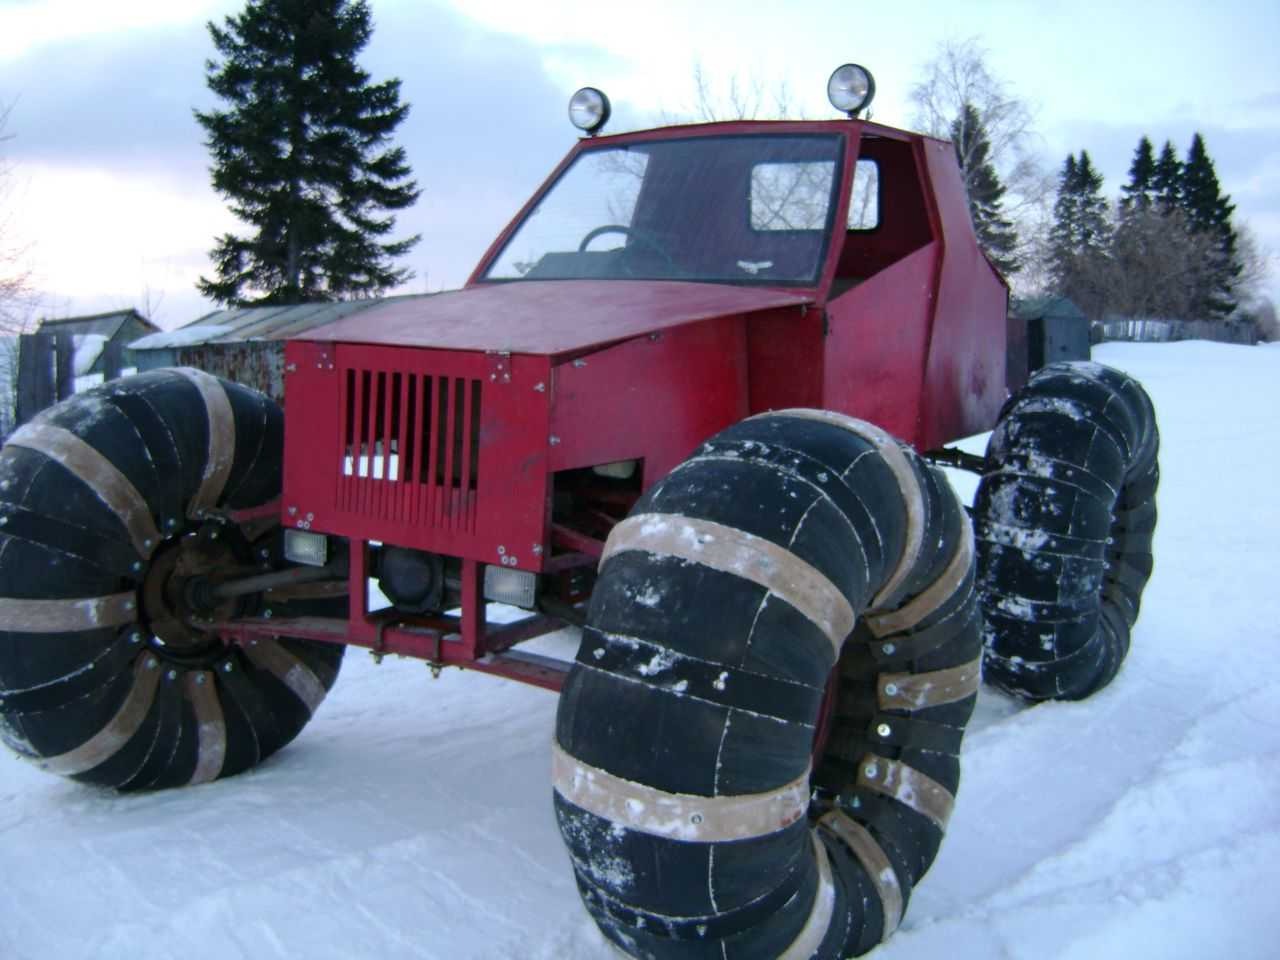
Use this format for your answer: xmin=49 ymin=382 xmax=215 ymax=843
xmin=1 ymin=341 xmax=1277 ymax=959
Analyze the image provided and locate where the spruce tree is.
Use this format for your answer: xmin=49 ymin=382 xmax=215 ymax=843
xmin=1119 ymin=136 xmax=1157 ymax=214
xmin=1152 ymin=140 xmax=1182 ymax=213
xmin=196 ymin=0 xmax=420 ymax=305
xmin=1179 ymin=133 xmax=1240 ymax=317
xmin=1047 ymin=153 xmax=1080 ymax=291
xmin=1074 ymin=151 xmax=1110 ymax=251
xmin=1048 ymin=151 xmax=1111 ymax=317
xmin=950 ymin=102 xmax=1020 ymax=275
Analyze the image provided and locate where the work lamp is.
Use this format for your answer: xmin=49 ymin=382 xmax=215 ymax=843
xmin=828 ymin=63 xmax=876 ymax=117
xmin=569 ymin=87 xmax=611 ymax=135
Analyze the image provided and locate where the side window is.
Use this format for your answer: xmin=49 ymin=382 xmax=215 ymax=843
xmin=750 ymin=161 xmax=836 ymax=231
xmin=848 ymin=159 xmax=879 ymax=230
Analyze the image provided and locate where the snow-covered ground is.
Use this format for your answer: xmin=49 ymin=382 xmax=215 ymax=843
xmin=2 ymin=341 xmax=1278 ymax=959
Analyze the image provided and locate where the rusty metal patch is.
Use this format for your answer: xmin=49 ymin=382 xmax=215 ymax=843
xmin=877 ymin=657 xmax=981 ymax=712
xmin=602 ymin=512 xmax=855 ymax=654
xmin=856 ymin=754 xmax=956 ymax=830
xmin=7 ymin=422 xmax=160 ymax=558
xmin=38 ymin=654 xmax=161 ymax=776
xmin=551 ymin=740 xmax=810 ymax=844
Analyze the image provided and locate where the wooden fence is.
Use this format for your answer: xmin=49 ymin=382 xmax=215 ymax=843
xmin=1096 ymin=317 xmax=1258 ymax=346
xmin=12 ymin=333 xmax=125 ymax=431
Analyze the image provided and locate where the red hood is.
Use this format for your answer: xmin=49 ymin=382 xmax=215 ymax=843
xmin=296 ymin=280 xmax=812 ymax=359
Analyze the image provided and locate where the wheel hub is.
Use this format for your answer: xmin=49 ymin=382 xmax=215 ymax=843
xmin=139 ymin=521 xmax=252 ymax=659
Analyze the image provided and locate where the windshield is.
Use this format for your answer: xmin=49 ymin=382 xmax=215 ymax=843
xmin=482 ymin=134 xmax=845 ymax=286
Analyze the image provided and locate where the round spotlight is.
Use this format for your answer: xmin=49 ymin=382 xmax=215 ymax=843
xmin=827 ymin=63 xmax=876 ymax=117
xmin=568 ymin=87 xmax=612 ymax=136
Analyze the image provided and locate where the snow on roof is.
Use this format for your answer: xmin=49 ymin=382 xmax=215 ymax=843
xmin=72 ymin=334 xmax=108 ymax=376
xmin=128 ymin=325 xmax=234 ymax=350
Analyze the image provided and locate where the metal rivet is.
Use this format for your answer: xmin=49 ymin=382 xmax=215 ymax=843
xmin=263 ymin=609 xmax=272 ymax=619
xmin=288 ymin=506 xmax=298 ymax=516
xmin=864 ymin=763 xmax=878 ymax=778
xmin=129 ymin=631 xmax=143 ymax=644
xmin=145 ymin=657 xmax=158 ymax=669
xmin=690 ymin=813 xmax=703 ymax=825
xmin=882 ymin=643 xmax=896 ymax=655
xmin=195 ymin=674 xmax=206 ymax=685
xmin=143 ymin=539 xmax=154 ymax=550
xmin=533 ymin=382 xmax=546 ymax=393
xmin=167 ymin=670 xmax=178 ymax=680
xmin=496 ymin=545 xmax=506 ymax=555
xmin=123 ymin=600 xmax=135 ymax=611
xmin=222 ymin=662 xmax=233 ymax=673
xmin=131 ymin=561 xmax=143 ymax=573
xmin=549 ymin=435 xmax=561 ymax=446
xmin=884 ymin=682 xmax=899 ymax=696
xmin=876 ymin=723 xmax=892 ymax=738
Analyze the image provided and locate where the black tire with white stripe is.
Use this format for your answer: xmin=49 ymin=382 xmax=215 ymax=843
xmin=974 ymin=361 xmax=1159 ymax=701
xmin=0 ymin=369 xmax=343 ymax=789
xmin=554 ymin=411 xmax=980 ymax=958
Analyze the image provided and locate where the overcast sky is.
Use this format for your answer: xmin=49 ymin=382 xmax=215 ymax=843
xmin=1 ymin=0 xmax=1277 ymax=328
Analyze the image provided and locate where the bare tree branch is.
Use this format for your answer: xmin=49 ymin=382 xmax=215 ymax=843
xmin=664 ymin=62 xmax=798 ymax=125
xmin=1 ymin=101 xmax=35 ymax=337
xmin=910 ymin=36 xmax=1049 ymax=287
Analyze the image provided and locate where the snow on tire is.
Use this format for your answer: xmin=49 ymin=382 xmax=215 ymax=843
xmin=0 ymin=369 xmax=343 ymax=789
xmin=974 ymin=361 xmax=1159 ymax=701
xmin=554 ymin=411 xmax=981 ymax=958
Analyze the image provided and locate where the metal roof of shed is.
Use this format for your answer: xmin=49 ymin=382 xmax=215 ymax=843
xmin=128 ymin=295 xmax=433 ymax=351
xmin=37 ymin=309 xmax=158 ymax=341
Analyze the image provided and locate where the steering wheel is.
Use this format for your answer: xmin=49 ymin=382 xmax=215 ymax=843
xmin=577 ymin=224 xmax=676 ymax=273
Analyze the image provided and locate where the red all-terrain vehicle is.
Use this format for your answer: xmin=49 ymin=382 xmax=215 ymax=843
xmin=0 ymin=66 xmax=1158 ymax=958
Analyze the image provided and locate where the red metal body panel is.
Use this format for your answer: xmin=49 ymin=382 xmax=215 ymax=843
xmin=746 ymin=306 xmax=826 ymax=414
xmin=916 ymin=140 xmax=1009 ymax=449
xmin=549 ymin=315 xmax=749 ymax=487
xmin=299 ymin=280 xmax=810 ymax=360
xmin=823 ymin=246 xmax=938 ymax=446
xmin=283 ymin=340 xmax=552 ymax=573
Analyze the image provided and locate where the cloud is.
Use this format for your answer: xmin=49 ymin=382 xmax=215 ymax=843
xmin=3 ymin=1 xmax=614 ymax=320
xmin=2 ymin=22 xmax=214 ymax=179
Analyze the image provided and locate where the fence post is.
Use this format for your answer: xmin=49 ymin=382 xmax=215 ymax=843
xmin=102 ymin=339 xmax=124 ymax=381
xmin=16 ymin=333 xmax=54 ymax=427
xmin=54 ymin=332 xmax=75 ymax=401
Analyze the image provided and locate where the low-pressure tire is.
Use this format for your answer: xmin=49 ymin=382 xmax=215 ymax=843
xmin=0 ymin=369 xmax=343 ymax=790
xmin=974 ymin=361 xmax=1159 ymax=701
xmin=555 ymin=411 xmax=980 ymax=958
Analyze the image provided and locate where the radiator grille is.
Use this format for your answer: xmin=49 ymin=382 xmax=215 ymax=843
xmin=337 ymin=368 xmax=482 ymax=531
